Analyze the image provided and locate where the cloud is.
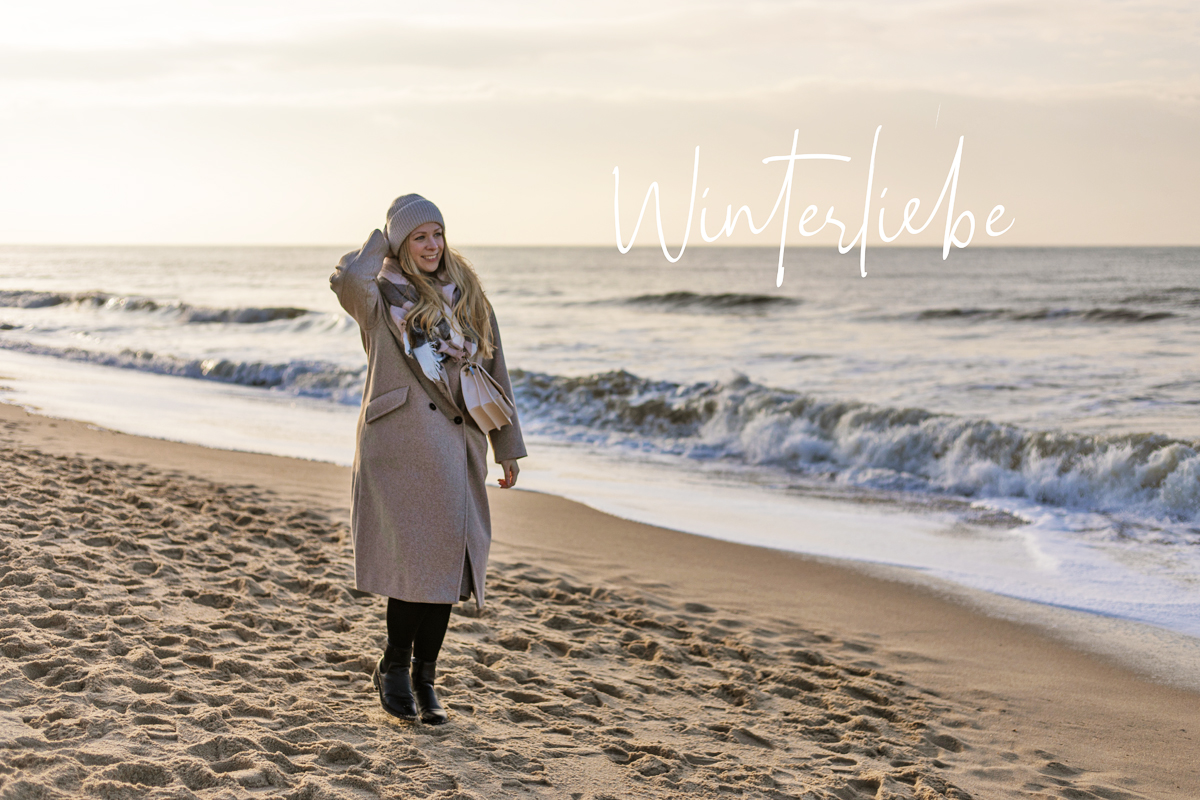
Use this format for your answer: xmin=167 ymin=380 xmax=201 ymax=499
xmin=0 ymin=1 xmax=1195 ymax=111
xmin=0 ymin=1 xmax=1195 ymax=246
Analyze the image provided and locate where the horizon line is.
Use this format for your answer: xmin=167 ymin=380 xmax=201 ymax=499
xmin=1 ymin=242 xmax=1197 ymax=249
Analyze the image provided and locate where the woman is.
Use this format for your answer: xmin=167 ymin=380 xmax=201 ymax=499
xmin=330 ymin=194 xmax=526 ymax=724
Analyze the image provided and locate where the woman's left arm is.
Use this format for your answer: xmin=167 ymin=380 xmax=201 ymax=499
xmin=483 ymin=308 xmax=527 ymax=469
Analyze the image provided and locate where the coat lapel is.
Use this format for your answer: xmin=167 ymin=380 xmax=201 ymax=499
xmin=375 ymin=278 xmax=465 ymax=422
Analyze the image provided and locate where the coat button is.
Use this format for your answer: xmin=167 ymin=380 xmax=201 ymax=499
xmin=454 ymin=416 xmax=463 ymax=424
xmin=429 ymin=403 xmax=437 ymax=410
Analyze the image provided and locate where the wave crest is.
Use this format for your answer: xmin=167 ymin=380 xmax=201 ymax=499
xmin=916 ymin=306 xmax=1176 ymax=323
xmin=0 ymin=339 xmax=364 ymax=405
xmin=621 ymin=291 xmax=799 ymax=312
xmin=510 ymin=369 xmax=1200 ymax=530
xmin=0 ymin=289 xmax=309 ymax=324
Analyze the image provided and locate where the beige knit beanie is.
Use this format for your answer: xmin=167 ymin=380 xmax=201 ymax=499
xmin=384 ymin=194 xmax=445 ymax=255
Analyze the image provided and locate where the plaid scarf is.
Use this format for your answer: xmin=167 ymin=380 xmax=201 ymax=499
xmin=375 ymin=260 xmax=478 ymax=385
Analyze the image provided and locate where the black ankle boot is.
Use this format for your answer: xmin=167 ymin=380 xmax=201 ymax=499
xmin=373 ymin=644 xmax=417 ymax=721
xmin=411 ymin=658 xmax=449 ymax=725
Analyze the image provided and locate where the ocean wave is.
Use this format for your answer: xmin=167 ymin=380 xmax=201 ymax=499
xmin=510 ymin=369 xmax=1200 ymax=533
xmin=619 ymin=291 xmax=800 ymax=312
xmin=0 ymin=339 xmax=364 ymax=405
xmin=915 ymin=306 xmax=1176 ymax=323
xmin=1121 ymin=287 xmax=1200 ymax=308
xmin=4 ymin=328 xmax=1196 ymax=534
xmin=0 ymin=289 xmax=310 ymax=324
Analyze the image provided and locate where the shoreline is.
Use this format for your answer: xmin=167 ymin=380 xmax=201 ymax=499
xmin=3 ymin=337 xmax=1199 ymax=650
xmin=7 ymin=393 xmax=1200 ymax=692
xmin=1 ymin=401 xmax=1198 ymax=797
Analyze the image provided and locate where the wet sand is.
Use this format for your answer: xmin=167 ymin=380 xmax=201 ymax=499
xmin=1 ymin=402 xmax=1197 ymax=799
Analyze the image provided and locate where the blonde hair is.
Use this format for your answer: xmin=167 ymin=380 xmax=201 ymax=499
xmin=394 ymin=239 xmax=495 ymax=359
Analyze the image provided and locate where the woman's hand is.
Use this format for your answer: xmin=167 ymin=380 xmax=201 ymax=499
xmin=498 ymin=459 xmax=519 ymax=489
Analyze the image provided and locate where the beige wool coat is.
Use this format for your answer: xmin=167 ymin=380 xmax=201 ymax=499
xmin=330 ymin=229 xmax=526 ymax=609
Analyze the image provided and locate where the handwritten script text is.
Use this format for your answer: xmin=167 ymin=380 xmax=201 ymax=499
xmin=613 ymin=126 xmax=1014 ymax=285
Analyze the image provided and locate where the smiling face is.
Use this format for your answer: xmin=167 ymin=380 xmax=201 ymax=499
xmin=406 ymin=222 xmax=444 ymax=274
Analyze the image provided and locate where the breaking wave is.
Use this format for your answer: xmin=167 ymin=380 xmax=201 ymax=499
xmin=3 ymin=325 xmax=1196 ymax=534
xmin=0 ymin=339 xmax=364 ymax=405
xmin=0 ymin=289 xmax=310 ymax=324
xmin=618 ymin=291 xmax=799 ymax=312
xmin=510 ymin=369 xmax=1200 ymax=533
xmin=914 ymin=306 xmax=1176 ymax=323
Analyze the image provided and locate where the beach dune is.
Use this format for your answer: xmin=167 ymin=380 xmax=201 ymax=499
xmin=1 ymin=402 xmax=1196 ymax=799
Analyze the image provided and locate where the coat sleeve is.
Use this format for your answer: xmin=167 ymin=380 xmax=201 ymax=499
xmin=483 ymin=308 xmax=528 ymax=463
xmin=329 ymin=229 xmax=389 ymax=330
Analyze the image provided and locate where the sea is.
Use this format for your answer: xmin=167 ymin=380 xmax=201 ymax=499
xmin=1 ymin=244 xmax=1198 ymax=679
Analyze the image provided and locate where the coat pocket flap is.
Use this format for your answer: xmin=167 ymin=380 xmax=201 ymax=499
xmin=365 ymin=386 xmax=409 ymax=423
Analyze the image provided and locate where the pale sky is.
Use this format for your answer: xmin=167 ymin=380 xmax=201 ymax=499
xmin=0 ymin=0 xmax=1196 ymax=246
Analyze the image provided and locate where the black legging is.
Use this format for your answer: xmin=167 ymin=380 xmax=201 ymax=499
xmin=387 ymin=598 xmax=452 ymax=662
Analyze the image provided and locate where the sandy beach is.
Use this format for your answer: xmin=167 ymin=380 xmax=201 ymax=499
xmin=4 ymin=0 xmax=1199 ymax=796
xmin=1 ymin=401 xmax=1197 ymax=800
